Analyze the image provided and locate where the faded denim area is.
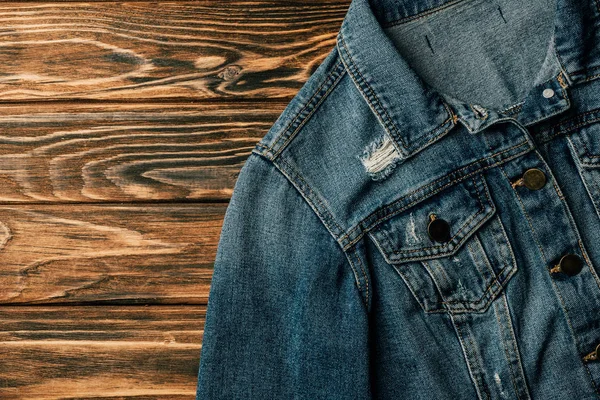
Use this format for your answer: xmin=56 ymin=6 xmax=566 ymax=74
xmin=196 ymin=0 xmax=600 ymax=399
xmin=384 ymin=0 xmax=558 ymax=114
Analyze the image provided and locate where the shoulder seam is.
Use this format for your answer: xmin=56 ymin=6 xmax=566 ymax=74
xmin=255 ymin=49 xmax=347 ymax=161
xmin=250 ymin=149 xmax=371 ymax=310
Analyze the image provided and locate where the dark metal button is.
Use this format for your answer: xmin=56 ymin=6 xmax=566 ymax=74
xmin=522 ymin=168 xmax=547 ymax=190
xmin=583 ymin=343 xmax=600 ymax=363
xmin=427 ymin=214 xmax=451 ymax=243
xmin=549 ymin=254 xmax=583 ymax=276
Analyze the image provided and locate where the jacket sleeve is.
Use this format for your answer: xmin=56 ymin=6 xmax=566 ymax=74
xmin=195 ymin=151 xmax=371 ymax=399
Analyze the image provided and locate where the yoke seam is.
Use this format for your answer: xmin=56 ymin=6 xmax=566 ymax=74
xmin=260 ymin=152 xmax=370 ymax=310
xmin=341 ymin=140 xmax=531 ymax=251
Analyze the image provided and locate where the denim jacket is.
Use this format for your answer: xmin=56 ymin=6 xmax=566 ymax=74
xmin=196 ymin=0 xmax=600 ymax=398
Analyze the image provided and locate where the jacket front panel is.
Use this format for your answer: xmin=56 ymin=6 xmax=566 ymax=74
xmin=196 ymin=0 xmax=600 ymax=398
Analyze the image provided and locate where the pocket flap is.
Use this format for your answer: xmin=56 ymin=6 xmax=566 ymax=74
xmin=369 ymin=173 xmax=496 ymax=264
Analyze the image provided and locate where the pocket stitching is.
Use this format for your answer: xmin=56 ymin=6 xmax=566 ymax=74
xmin=372 ymin=172 xmax=518 ymax=314
xmin=438 ymin=213 xmax=518 ymax=312
xmin=439 ymin=262 xmax=517 ymax=312
xmin=392 ymin=264 xmax=444 ymax=313
xmin=399 ymin=245 xmax=518 ymax=314
xmin=375 ymin=173 xmax=492 ymax=260
xmin=467 ymin=234 xmax=495 ymax=283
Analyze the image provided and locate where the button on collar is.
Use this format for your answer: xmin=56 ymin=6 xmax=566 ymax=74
xmin=542 ymin=88 xmax=555 ymax=98
xmin=516 ymin=71 xmax=571 ymax=127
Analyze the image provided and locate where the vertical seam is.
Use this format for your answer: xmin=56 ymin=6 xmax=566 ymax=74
xmin=345 ymin=244 xmax=370 ymax=310
xmin=344 ymin=247 xmax=366 ymax=308
xmin=268 ymin=154 xmax=371 ymax=309
xmin=451 ymin=316 xmax=492 ymax=400
xmin=492 ymin=297 xmax=521 ymax=398
xmin=353 ymin=247 xmax=370 ymax=309
xmin=577 ymin=239 xmax=600 ymax=291
xmin=501 ymin=291 xmax=532 ymax=399
xmin=548 ymin=275 xmax=600 ymax=395
xmin=498 ymin=165 xmax=548 ymax=262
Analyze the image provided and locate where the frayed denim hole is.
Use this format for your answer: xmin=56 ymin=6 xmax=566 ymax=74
xmin=358 ymin=134 xmax=402 ymax=181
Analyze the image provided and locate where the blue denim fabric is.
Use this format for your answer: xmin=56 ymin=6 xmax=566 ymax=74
xmin=196 ymin=0 xmax=600 ymax=398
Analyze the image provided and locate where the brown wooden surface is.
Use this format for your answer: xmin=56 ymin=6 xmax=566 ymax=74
xmin=0 ymin=1 xmax=347 ymax=101
xmin=0 ymin=102 xmax=284 ymax=203
xmin=0 ymin=306 xmax=205 ymax=399
xmin=0 ymin=204 xmax=225 ymax=305
xmin=0 ymin=0 xmax=348 ymax=397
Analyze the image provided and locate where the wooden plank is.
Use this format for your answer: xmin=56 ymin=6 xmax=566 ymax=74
xmin=0 ymin=305 xmax=205 ymax=399
xmin=0 ymin=1 xmax=348 ymax=101
xmin=0 ymin=102 xmax=283 ymax=202
xmin=0 ymin=203 xmax=225 ymax=305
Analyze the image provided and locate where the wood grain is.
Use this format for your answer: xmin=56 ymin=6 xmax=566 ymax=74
xmin=0 ymin=102 xmax=284 ymax=203
xmin=0 ymin=0 xmax=345 ymax=396
xmin=0 ymin=305 xmax=205 ymax=399
xmin=0 ymin=1 xmax=347 ymax=101
xmin=0 ymin=203 xmax=225 ymax=305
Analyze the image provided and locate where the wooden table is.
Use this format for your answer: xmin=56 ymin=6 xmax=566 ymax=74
xmin=0 ymin=1 xmax=348 ymax=398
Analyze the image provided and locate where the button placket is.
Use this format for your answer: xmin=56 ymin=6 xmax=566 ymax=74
xmin=502 ymin=149 xmax=600 ymax=374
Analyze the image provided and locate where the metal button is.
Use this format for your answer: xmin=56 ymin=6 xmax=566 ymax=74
xmin=549 ymin=254 xmax=583 ymax=276
xmin=522 ymin=168 xmax=547 ymax=190
xmin=583 ymin=343 xmax=600 ymax=363
xmin=542 ymin=88 xmax=555 ymax=98
xmin=427 ymin=214 xmax=451 ymax=243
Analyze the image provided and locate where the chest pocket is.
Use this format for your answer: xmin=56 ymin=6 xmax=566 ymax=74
xmin=368 ymin=172 xmax=517 ymax=314
xmin=567 ymin=121 xmax=600 ymax=218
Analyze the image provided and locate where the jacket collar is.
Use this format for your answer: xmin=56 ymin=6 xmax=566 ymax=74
xmin=335 ymin=0 xmax=599 ymax=159
xmin=335 ymin=0 xmax=458 ymax=161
